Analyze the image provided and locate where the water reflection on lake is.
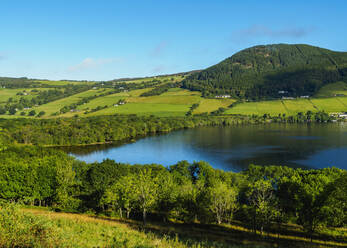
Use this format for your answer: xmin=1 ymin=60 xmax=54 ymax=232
xmin=62 ymin=123 xmax=347 ymax=171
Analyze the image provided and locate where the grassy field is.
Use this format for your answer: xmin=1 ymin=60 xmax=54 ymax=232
xmin=315 ymin=82 xmax=347 ymax=97
xmin=194 ymin=98 xmax=236 ymax=114
xmin=29 ymin=88 xmax=113 ymax=116
xmin=0 ymin=88 xmax=50 ymax=104
xmin=1 ymin=81 xmax=347 ymax=118
xmin=2 ymin=206 xmax=345 ymax=248
xmin=68 ymin=88 xmax=201 ymax=117
xmin=226 ymin=97 xmax=347 ymax=116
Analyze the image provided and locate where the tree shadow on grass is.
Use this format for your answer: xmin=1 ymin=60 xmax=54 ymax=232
xmin=92 ymin=215 xmax=347 ymax=248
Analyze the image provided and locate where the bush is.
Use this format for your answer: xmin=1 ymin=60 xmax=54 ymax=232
xmin=0 ymin=203 xmax=58 ymax=247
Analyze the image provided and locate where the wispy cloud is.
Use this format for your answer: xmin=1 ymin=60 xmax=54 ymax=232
xmin=68 ymin=57 xmax=121 ymax=72
xmin=150 ymin=41 xmax=168 ymax=57
xmin=233 ymin=25 xmax=315 ymax=41
xmin=152 ymin=65 xmax=167 ymax=73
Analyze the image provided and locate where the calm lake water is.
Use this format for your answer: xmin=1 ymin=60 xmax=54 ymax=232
xmin=65 ymin=123 xmax=347 ymax=172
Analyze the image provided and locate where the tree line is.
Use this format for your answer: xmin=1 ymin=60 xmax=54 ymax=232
xmin=0 ymin=113 xmax=339 ymax=147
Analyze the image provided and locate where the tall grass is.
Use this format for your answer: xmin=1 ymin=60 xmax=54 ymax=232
xmin=0 ymin=204 xmax=268 ymax=248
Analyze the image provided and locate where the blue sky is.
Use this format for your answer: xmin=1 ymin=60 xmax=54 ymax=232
xmin=0 ymin=0 xmax=346 ymax=81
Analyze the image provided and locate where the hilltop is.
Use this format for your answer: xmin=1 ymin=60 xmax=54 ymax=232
xmin=183 ymin=44 xmax=347 ymax=99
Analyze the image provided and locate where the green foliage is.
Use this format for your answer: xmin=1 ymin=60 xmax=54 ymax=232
xmin=0 ymin=203 xmax=58 ymax=247
xmin=0 ymin=145 xmax=346 ymax=243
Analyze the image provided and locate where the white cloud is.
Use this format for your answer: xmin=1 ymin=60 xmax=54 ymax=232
xmin=68 ymin=57 xmax=120 ymax=72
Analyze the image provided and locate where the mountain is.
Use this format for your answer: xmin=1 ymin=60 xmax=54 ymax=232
xmin=182 ymin=44 xmax=347 ymax=99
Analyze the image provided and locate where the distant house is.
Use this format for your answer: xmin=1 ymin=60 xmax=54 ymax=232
xmin=331 ymin=112 xmax=347 ymax=118
xmin=215 ymin=95 xmax=231 ymax=99
xmin=92 ymin=87 xmax=98 ymax=90
xmin=278 ymin=90 xmax=288 ymax=94
xmin=282 ymin=97 xmax=295 ymax=100
xmin=300 ymin=95 xmax=310 ymax=98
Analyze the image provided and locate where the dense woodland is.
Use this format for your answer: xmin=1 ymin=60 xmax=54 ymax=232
xmin=0 ymin=143 xmax=346 ymax=242
xmin=183 ymin=44 xmax=347 ymax=99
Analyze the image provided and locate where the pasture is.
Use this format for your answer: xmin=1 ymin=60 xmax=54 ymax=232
xmin=226 ymin=97 xmax=347 ymax=116
xmin=28 ymin=88 xmax=112 ymax=116
xmin=0 ymin=88 xmax=50 ymax=104
xmin=314 ymin=82 xmax=347 ymax=97
xmin=194 ymin=98 xmax=236 ymax=114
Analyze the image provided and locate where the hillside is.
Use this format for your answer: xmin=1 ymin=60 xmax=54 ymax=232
xmin=182 ymin=44 xmax=347 ymax=99
xmin=1 ymin=205 xmax=345 ymax=248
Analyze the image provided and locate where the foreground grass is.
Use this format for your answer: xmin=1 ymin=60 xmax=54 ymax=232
xmin=0 ymin=206 xmax=343 ymax=248
xmin=1 ymin=205 xmax=212 ymax=248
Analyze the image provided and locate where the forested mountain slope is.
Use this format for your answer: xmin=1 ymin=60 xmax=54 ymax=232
xmin=183 ymin=44 xmax=347 ymax=99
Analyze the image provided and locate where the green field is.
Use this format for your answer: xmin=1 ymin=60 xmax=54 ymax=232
xmin=311 ymin=97 xmax=347 ymax=112
xmin=29 ymin=88 xmax=112 ymax=116
xmin=1 ymin=79 xmax=347 ymax=118
xmin=194 ymin=98 xmax=236 ymax=114
xmin=226 ymin=97 xmax=347 ymax=116
xmin=0 ymin=88 xmax=50 ymax=104
xmin=315 ymin=82 xmax=347 ymax=97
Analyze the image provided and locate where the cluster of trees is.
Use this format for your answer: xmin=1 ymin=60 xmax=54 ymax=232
xmin=0 ymin=113 xmax=338 ymax=146
xmin=186 ymin=103 xmax=199 ymax=116
xmin=182 ymin=44 xmax=347 ymax=99
xmin=0 ymin=77 xmax=40 ymax=88
xmin=0 ymin=115 xmax=245 ymax=146
xmin=140 ymin=82 xmax=180 ymax=97
xmin=0 ymin=144 xmax=346 ymax=240
xmin=250 ymin=111 xmax=332 ymax=123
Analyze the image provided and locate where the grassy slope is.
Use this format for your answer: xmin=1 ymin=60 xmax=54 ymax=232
xmin=30 ymin=89 xmax=113 ymax=116
xmin=226 ymin=97 xmax=347 ymax=116
xmin=84 ymin=88 xmax=200 ymax=117
xmin=0 ymin=88 xmax=50 ymax=103
xmin=315 ymin=82 xmax=347 ymax=97
xmin=17 ymin=207 xmax=347 ymax=248
xmin=1 ymin=77 xmax=346 ymax=119
xmin=194 ymin=98 xmax=236 ymax=114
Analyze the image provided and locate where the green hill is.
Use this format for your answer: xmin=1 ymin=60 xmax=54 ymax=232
xmin=182 ymin=44 xmax=347 ymax=99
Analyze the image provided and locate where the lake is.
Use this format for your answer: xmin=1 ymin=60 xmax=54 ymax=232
xmin=65 ymin=123 xmax=347 ymax=172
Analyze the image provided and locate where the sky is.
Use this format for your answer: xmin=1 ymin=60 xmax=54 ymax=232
xmin=0 ymin=0 xmax=346 ymax=81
